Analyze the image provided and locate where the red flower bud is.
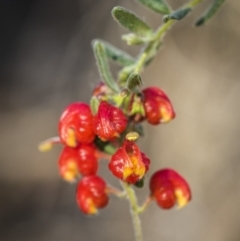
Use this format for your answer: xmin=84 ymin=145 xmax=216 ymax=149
xmin=76 ymin=175 xmax=109 ymax=215
xmin=143 ymin=87 xmax=175 ymax=125
xmin=109 ymin=140 xmax=150 ymax=184
xmin=92 ymin=82 xmax=111 ymax=98
xmin=58 ymin=102 xmax=95 ymax=147
xmin=149 ymin=169 xmax=191 ymax=209
xmin=93 ymin=101 xmax=127 ymax=141
xmin=58 ymin=144 xmax=98 ymax=182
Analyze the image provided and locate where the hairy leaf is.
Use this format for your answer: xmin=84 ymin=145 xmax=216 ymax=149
xmin=136 ymin=0 xmax=171 ymax=15
xmin=93 ymin=41 xmax=120 ymax=93
xmin=93 ymin=39 xmax=135 ymax=66
xmin=112 ymin=6 xmax=153 ymax=37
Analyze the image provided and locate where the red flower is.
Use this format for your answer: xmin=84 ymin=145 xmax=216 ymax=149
xmin=108 ymin=140 xmax=150 ymax=184
xmin=93 ymin=101 xmax=127 ymax=141
xmin=76 ymin=175 xmax=109 ymax=215
xmin=58 ymin=102 xmax=95 ymax=147
xmin=58 ymin=144 xmax=98 ymax=182
xmin=149 ymin=169 xmax=191 ymax=209
xmin=143 ymin=87 xmax=175 ymax=125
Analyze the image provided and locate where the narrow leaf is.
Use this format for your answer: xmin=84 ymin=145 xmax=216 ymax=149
xmin=195 ymin=0 xmax=226 ymax=27
xmin=163 ymin=7 xmax=191 ymax=22
xmin=93 ymin=39 xmax=135 ymax=66
xmin=136 ymin=0 xmax=171 ymax=15
xmin=112 ymin=6 xmax=153 ymax=37
xmin=93 ymin=41 xmax=120 ymax=93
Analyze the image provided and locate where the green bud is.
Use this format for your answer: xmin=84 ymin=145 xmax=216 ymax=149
xmin=163 ymin=7 xmax=191 ymax=22
xmin=126 ymin=73 xmax=143 ymax=92
xmin=122 ymin=33 xmax=147 ymax=45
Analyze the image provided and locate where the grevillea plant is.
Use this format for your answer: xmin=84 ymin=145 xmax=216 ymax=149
xmin=39 ymin=0 xmax=226 ymax=240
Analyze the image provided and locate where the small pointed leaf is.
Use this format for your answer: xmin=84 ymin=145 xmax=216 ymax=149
xmin=112 ymin=6 xmax=153 ymax=37
xmin=195 ymin=0 xmax=226 ymax=27
xmin=163 ymin=7 xmax=191 ymax=22
xmin=92 ymin=39 xmax=135 ymax=66
xmin=93 ymin=41 xmax=120 ymax=93
xmin=90 ymin=96 xmax=100 ymax=115
xmin=136 ymin=0 xmax=171 ymax=15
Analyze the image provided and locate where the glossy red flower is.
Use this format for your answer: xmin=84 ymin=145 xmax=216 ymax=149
xmin=76 ymin=175 xmax=109 ymax=215
xmin=58 ymin=144 xmax=98 ymax=182
xmin=93 ymin=101 xmax=127 ymax=141
xmin=108 ymin=139 xmax=150 ymax=184
xmin=143 ymin=87 xmax=175 ymax=125
xmin=58 ymin=102 xmax=95 ymax=147
xmin=149 ymin=169 xmax=191 ymax=209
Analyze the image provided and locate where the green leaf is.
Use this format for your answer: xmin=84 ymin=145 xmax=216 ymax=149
xmin=126 ymin=73 xmax=143 ymax=91
xmin=163 ymin=7 xmax=192 ymax=22
xmin=92 ymin=39 xmax=135 ymax=66
xmin=195 ymin=0 xmax=226 ymax=27
xmin=112 ymin=6 xmax=153 ymax=37
xmin=93 ymin=41 xmax=120 ymax=93
xmin=136 ymin=0 xmax=171 ymax=15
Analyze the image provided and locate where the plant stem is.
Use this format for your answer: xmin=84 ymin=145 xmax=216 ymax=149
xmin=121 ymin=182 xmax=143 ymax=241
xmin=137 ymin=196 xmax=153 ymax=214
xmin=118 ymin=1 xmax=205 ymax=241
xmin=133 ymin=0 xmax=204 ymax=75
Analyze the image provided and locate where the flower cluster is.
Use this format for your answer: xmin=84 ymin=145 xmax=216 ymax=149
xmin=39 ymin=83 xmax=191 ymax=215
xmin=37 ymin=0 xmax=228 ymax=238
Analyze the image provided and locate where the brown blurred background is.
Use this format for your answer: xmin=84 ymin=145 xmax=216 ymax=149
xmin=1 ymin=0 xmax=240 ymax=241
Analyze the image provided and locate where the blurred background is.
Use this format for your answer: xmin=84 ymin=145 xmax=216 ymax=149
xmin=1 ymin=0 xmax=240 ymax=241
